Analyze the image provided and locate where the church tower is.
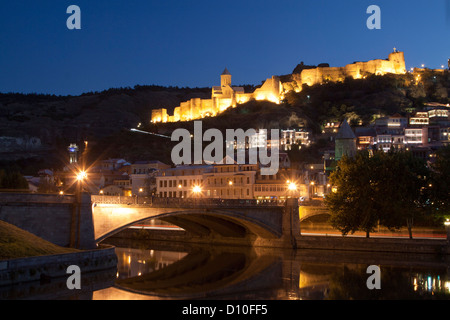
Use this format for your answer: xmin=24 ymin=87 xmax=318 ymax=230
xmin=221 ymin=68 xmax=231 ymax=87
xmin=335 ymin=119 xmax=357 ymax=161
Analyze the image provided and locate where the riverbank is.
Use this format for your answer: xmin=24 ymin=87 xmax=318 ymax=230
xmin=0 ymin=220 xmax=117 ymax=287
xmin=109 ymin=226 xmax=450 ymax=255
xmin=0 ymin=220 xmax=79 ymax=260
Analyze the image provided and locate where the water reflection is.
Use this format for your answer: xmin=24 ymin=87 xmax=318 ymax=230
xmin=95 ymin=238 xmax=450 ymax=300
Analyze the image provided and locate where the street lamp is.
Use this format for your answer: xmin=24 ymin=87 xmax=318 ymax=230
xmin=309 ymin=181 xmax=315 ymax=200
xmin=193 ymin=185 xmax=202 ymax=197
xmin=73 ymin=169 xmax=87 ymax=249
xmin=76 ymin=170 xmax=87 ymax=181
xmin=288 ymin=182 xmax=297 ymax=191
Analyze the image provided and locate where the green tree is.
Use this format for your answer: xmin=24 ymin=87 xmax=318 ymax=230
xmin=325 ymin=150 xmax=430 ymax=238
xmin=325 ymin=151 xmax=380 ymax=237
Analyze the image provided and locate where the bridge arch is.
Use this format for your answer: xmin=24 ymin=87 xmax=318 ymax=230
xmin=93 ymin=205 xmax=283 ymax=244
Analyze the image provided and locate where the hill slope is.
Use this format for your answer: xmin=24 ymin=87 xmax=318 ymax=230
xmin=0 ymin=220 xmax=79 ymax=260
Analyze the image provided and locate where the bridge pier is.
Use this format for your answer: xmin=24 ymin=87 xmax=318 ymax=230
xmin=281 ymin=198 xmax=300 ymax=249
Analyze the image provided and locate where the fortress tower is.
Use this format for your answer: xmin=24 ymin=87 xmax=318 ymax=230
xmin=388 ymin=50 xmax=406 ymax=74
xmin=221 ymin=68 xmax=232 ymax=87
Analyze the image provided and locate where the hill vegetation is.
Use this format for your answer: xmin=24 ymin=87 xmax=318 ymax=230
xmin=0 ymin=220 xmax=79 ymax=260
xmin=1 ymin=70 xmax=450 ymax=172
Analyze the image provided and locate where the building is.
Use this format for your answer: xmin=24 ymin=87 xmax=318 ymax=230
xmin=203 ymin=163 xmax=257 ymax=199
xmin=156 ymin=164 xmax=212 ymax=198
xmin=334 ymin=119 xmax=357 ymax=161
xmin=130 ymin=160 xmax=171 ymax=196
xmin=280 ymin=128 xmax=311 ymax=150
xmin=155 ymin=151 xmax=330 ymax=201
xmin=288 ymin=50 xmax=406 ymax=91
xmin=152 ymin=51 xmax=407 ymax=124
xmin=151 ymin=68 xmax=283 ymax=123
xmin=409 ymin=112 xmax=430 ymax=126
xmin=355 ymin=127 xmax=376 ymax=151
xmin=375 ymin=114 xmax=408 ymax=128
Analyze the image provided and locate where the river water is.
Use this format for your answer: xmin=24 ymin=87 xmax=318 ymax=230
xmin=90 ymin=237 xmax=450 ymax=300
xmin=1 ymin=235 xmax=450 ymax=300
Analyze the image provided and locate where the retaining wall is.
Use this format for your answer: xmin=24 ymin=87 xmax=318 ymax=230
xmin=0 ymin=245 xmax=117 ymax=287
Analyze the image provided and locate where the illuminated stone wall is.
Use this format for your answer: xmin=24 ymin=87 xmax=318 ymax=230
xmin=151 ymin=71 xmax=283 ymax=123
xmin=151 ymin=51 xmax=406 ymax=123
xmin=290 ymin=51 xmax=406 ymax=91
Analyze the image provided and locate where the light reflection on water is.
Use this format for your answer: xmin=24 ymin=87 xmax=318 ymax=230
xmin=1 ymin=238 xmax=450 ymax=300
xmin=92 ymin=239 xmax=450 ymax=300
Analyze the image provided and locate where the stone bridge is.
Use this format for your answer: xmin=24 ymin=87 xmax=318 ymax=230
xmin=92 ymin=196 xmax=300 ymax=249
xmin=0 ymin=193 xmax=300 ymax=250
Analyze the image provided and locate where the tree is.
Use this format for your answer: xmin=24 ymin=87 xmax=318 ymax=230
xmin=325 ymin=151 xmax=381 ymax=237
xmin=428 ymin=146 xmax=450 ymax=219
xmin=0 ymin=169 xmax=29 ymax=190
xmin=374 ymin=150 xmax=429 ymax=238
xmin=325 ymin=150 xmax=430 ymax=238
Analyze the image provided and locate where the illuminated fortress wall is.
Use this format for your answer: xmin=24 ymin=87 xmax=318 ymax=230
xmin=290 ymin=51 xmax=406 ymax=90
xmin=152 ymin=69 xmax=283 ymax=123
xmin=151 ymin=51 xmax=406 ymax=123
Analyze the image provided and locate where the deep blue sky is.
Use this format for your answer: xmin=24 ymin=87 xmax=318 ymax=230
xmin=1 ymin=0 xmax=449 ymax=95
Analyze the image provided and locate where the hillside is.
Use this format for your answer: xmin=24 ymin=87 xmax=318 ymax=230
xmin=0 ymin=220 xmax=79 ymax=260
xmin=1 ymin=70 xmax=449 ymax=172
xmin=0 ymin=85 xmax=211 ymax=170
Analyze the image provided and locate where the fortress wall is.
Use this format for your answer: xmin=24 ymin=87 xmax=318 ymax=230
xmin=217 ymin=98 xmax=232 ymax=112
xmin=200 ymin=99 xmax=213 ymax=116
xmin=236 ymin=93 xmax=253 ymax=104
xmin=151 ymin=52 xmax=406 ymax=123
xmin=151 ymin=108 xmax=168 ymax=123
xmin=253 ymin=77 xmax=283 ymax=103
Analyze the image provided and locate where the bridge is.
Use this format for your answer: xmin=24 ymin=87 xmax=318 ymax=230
xmin=91 ymin=196 xmax=300 ymax=249
xmin=0 ymin=193 xmax=301 ymax=250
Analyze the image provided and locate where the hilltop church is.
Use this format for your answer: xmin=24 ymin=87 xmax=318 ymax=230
xmin=151 ymin=68 xmax=283 ymax=123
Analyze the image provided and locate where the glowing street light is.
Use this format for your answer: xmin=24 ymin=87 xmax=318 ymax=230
xmin=192 ymin=185 xmax=202 ymax=197
xmin=76 ymin=170 xmax=87 ymax=181
xmin=288 ymin=182 xmax=297 ymax=191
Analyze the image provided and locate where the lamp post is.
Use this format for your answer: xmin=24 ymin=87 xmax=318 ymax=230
xmin=193 ymin=185 xmax=202 ymax=205
xmin=73 ymin=170 xmax=87 ymax=248
xmin=310 ymin=181 xmax=315 ymax=200
xmin=287 ymin=180 xmax=298 ymax=204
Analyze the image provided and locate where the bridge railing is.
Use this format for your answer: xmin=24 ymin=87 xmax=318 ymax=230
xmin=151 ymin=197 xmax=284 ymax=208
xmin=91 ymin=195 xmax=284 ymax=208
xmin=91 ymin=195 xmax=152 ymax=205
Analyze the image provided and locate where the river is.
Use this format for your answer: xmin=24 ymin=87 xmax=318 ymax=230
xmin=1 ymin=234 xmax=450 ymax=300
xmin=91 ymin=237 xmax=450 ymax=300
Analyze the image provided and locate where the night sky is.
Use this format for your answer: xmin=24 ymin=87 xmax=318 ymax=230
xmin=1 ymin=0 xmax=449 ymax=95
